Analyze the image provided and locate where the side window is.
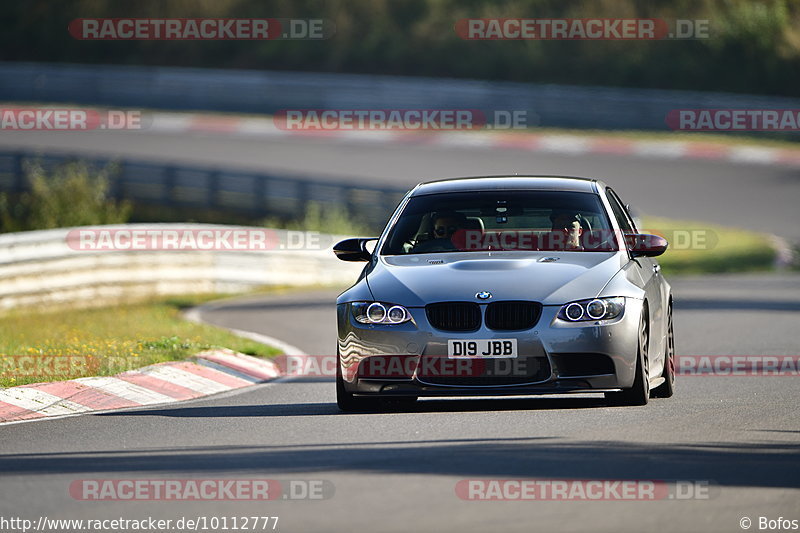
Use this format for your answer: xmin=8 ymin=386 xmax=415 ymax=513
xmin=605 ymin=189 xmax=635 ymax=234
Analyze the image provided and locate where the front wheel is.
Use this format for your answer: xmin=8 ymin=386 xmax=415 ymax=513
xmin=605 ymin=307 xmax=650 ymax=406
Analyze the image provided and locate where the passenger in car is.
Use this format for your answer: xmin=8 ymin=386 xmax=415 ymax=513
xmin=549 ymin=210 xmax=584 ymax=250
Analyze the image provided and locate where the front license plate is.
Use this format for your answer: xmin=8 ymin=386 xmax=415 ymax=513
xmin=448 ymin=339 xmax=518 ymax=359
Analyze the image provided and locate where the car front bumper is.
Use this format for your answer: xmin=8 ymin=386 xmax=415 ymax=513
xmin=336 ymin=298 xmax=643 ymax=397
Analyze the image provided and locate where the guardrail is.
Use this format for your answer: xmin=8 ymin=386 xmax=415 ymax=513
xmin=0 ymin=150 xmax=407 ymax=228
xmin=0 ymin=224 xmax=362 ymax=311
xmin=4 ymin=62 xmax=800 ymax=131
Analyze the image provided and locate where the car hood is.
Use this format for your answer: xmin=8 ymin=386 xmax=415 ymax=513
xmin=366 ymin=251 xmax=626 ymax=306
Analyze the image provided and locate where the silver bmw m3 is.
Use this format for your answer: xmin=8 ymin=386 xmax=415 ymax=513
xmin=334 ymin=176 xmax=674 ymax=410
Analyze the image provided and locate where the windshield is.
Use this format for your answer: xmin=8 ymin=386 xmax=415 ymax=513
xmin=381 ymin=190 xmax=619 ymax=255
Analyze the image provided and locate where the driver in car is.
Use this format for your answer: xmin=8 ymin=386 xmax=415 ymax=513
xmin=412 ymin=212 xmax=466 ymax=253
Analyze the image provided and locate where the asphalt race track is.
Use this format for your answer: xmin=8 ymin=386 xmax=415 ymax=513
xmin=0 ymin=276 xmax=798 ymax=532
xmin=0 ymin=131 xmax=798 ymax=532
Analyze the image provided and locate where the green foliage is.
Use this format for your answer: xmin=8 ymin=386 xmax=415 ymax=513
xmin=3 ymin=0 xmax=800 ymax=96
xmin=0 ymin=295 xmax=282 ymax=388
xmin=262 ymin=201 xmax=373 ymax=235
xmin=642 ymin=216 xmax=777 ymax=274
xmin=0 ymin=161 xmax=132 ymax=232
xmin=141 ymin=335 xmax=193 ymax=351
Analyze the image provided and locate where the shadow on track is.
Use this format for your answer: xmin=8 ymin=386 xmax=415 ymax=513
xmin=91 ymin=396 xmax=611 ymax=418
xmin=1 ymin=437 xmax=797 ymax=491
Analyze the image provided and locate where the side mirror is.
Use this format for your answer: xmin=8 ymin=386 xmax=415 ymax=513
xmin=333 ymin=238 xmax=377 ymax=262
xmin=627 ymin=234 xmax=668 ymax=257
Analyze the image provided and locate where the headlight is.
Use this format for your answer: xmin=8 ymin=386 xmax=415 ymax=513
xmin=558 ymin=297 xmax=624 ymax=322
xmin=352 ymin=302 xmax=412 ymax=324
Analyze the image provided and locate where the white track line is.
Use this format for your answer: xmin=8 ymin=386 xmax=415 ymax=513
xmin=184 ymin=307 xmax=307 ymax=356
xmin=224 ymin=327 xmax=307 ymax=357
xmin=729 ymin=147 xmax=780 ymax=164
xmin=538 ymin=135 xmax=591 ymax=154
xmin=632 ymin=141 xmax=688 ymax=158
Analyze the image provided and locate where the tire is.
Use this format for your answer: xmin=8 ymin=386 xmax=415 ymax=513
xmin=335 ymin=351 xmax=417 ymax=412
xmin=651 ymin=303 xmax=675 ymax=399
xmin=605 ymin=306 xmax=650 ymax=406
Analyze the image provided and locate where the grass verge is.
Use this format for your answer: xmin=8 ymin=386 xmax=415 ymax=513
xmin=641 ymin=216 xmax=777 ymax=275
xmin=0 ymin=293 xmax=282 ymax=388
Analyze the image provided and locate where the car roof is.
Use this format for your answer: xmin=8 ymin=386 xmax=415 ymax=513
xmin=410 ymin=176 xmax=600 ymax=196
